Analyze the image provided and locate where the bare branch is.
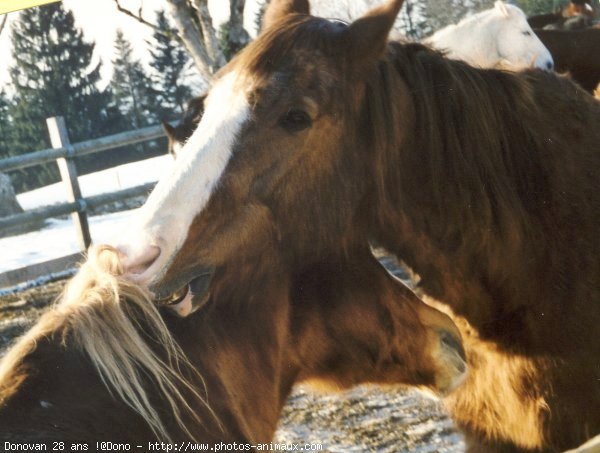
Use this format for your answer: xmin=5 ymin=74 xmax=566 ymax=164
xmin=112 ymin=0 xmax=180 ymax=43
xmin=228 ymin=0 xmax=251 ymax=52
xmin=192 ymin=0 xmax=226 ymax=68
xmin=0 ymin=14 xmax=8 ymax=37
xmin=166 ymin=0 xmax=215 ymax=78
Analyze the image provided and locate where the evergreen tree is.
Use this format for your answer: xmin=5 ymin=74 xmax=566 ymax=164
xmin=148 ymin=10 xmax=192 ymax=118
xmin=7 ymin=3 xmax=118 ymax=191
xmin=0 ymin=90 xmax=11 ymax=157
xmin=112 ymin=29 xmax=161 ymax=130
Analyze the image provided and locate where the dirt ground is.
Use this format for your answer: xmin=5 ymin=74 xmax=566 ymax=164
xmin=0 ymin=273 xmax=464 ymax=452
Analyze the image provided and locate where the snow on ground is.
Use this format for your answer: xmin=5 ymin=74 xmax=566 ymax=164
xmin=0 ymin=209 xmax=136 ymax=274
xmin=1 ymin=155 xmax=174 ymax=274
xmin=17 ymin=154 xmax=174 ymax=210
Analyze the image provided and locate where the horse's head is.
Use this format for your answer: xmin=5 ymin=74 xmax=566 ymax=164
xmin=112 ymin=0 xmax=411 ymax=300
xmin=483 ymin=1 xmax=554 ymax=71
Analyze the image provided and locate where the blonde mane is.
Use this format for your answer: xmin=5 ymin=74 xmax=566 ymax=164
xmin=0 ymin=245 xmax=217 ymax=441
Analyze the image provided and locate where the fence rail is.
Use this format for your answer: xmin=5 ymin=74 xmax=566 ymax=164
xmin=0 ymin=117 xmax=168 ymax=289
xmin=0 ymin=182 xmax=157 ymax=230
xmin=0 ymin=124 xmax=165 ymax=172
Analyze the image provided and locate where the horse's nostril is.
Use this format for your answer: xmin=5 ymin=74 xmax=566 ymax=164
xmin=546 ymin=61 xmax=554 ymax=70
xmin=439 ymin=329 xmax=466 ymax=363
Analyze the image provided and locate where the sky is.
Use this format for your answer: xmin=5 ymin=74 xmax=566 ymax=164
xmin=0 ymin=0 xmax=257 ymax=90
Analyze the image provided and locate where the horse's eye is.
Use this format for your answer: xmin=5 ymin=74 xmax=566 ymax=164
xmin=522 ymin=31 xmax=532 ymax=36
xmin=279 ymin=109 xmax=312 ymax=133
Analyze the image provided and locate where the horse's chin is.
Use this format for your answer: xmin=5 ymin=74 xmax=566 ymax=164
xmin=152 ymin=267 xmax=215 ymax=317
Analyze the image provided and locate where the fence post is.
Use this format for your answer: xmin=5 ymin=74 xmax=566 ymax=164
xmin=46 ymin=116 xmax=91 ymax=251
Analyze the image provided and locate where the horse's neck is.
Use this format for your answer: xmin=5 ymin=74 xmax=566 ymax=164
xmin=369 ymin=45 xmax=536 ymax=328
xmin=427 ymin=14 xmax=493 ymax=66
xmin=177 ymin=282 xmax=293 ymax=444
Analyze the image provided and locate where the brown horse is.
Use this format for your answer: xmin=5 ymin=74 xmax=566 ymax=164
xmin=534 ymin=28 xmax=600 ymax=92
xmin=0 ymin=241 xmax=465 ymax=443
xmin=528 ymin=0 xmax=596 ymax=30
xmin=109 ymin=0 xmax=600 ymax=451
xmin=161 ymin=95 xmax=206 ymax=158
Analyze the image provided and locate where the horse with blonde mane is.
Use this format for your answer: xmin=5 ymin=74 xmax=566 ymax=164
xmin=0 ymin=237 xmax=466 ymax=442
xmin=426 ymin=1 xmax=554 ymax=71
xmin=107 ymin=0 xmax=600 ymax=451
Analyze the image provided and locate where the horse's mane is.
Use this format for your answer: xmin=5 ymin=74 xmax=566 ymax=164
xmin=0 ymin=245 xmax=217 ymax=441
xmin=366 ymin=42 xmax=564 ymax=249
xmin=237 ymin=14 xmax=345 ymax=83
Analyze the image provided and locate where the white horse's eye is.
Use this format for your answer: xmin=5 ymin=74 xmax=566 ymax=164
xmin=522 ymin=31 xmax=532 ymax=36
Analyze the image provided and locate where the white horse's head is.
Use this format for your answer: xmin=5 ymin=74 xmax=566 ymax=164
xmin=427 ymin=1 xmax=554 ymax=71
xmin=491 ymin=1 xmax=554 ymax=70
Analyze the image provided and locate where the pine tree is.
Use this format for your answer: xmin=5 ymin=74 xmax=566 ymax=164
xmin=0 ymin=90 xmax=11 ymax=157
xmin=112 ymin=29 xmax=161 ymax=130
xmin=7 ymin=3 xmax=117 ymax=191
xmin=148 ymin=10 xmax=192 ymax=118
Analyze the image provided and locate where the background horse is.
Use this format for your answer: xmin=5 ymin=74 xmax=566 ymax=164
xmin=534 ymin=28 xmax=600 ymax=92
xmin=426 ymin=1 xmax=553 ymax=71
xmin=161 ymin=94 xmax=206 ymax=158
xmin=0 ymin=240 xmax=465 ymax=442
xmin=528 ymin=0 xmax=597 ymax=30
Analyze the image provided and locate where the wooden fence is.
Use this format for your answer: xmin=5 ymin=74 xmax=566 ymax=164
xmin=0 ymin=116 xmax=168 ymax=290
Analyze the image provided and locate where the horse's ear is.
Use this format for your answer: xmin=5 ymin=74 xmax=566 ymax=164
xmin=343 ymin=0 xmax=405 ymax=76
xmin=262 ymin=0 xmax=310 ymax=32
xmin=495 ymin=1 xmax=510 ymax=18
xmin=161 ymin=120 xmax=176 ymax=140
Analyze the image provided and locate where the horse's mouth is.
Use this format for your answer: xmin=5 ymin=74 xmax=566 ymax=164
xmin=155 ymin=270 xmax=215 ymax=317
xmin=158 ymin=285 xmax=191 ymax=306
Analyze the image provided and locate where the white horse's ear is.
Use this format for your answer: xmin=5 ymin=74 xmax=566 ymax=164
xmin=495 ymin=1 xmax=510 ymax=18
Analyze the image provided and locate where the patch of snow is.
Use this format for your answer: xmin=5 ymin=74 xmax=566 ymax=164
xmin=17 ymin=155 xmax=173 ymax=210
xmin=0 ymin=209 xmax=138 ymax=275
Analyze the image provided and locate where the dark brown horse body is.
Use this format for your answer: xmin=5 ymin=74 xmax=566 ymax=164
xmin=356 ymin=39 xmax=600 ymax=453
xmin=0 ymin=242 xmax=465 ymax=443
xmin=534 ymin=28 xmax=600 ymax=92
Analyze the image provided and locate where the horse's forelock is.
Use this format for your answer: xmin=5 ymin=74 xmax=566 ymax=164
xmin=0 ymin=245 xmax=219 ymax=441
xmin=236 ymin=14 xmax=346 ymax=83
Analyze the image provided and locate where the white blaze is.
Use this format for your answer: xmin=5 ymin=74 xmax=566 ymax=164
xmin=119 ymin=71 xmax=250 ymax=282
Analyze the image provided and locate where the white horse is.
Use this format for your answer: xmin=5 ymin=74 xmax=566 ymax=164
xmin=426 ymin=1 xmax=554 ymax=71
